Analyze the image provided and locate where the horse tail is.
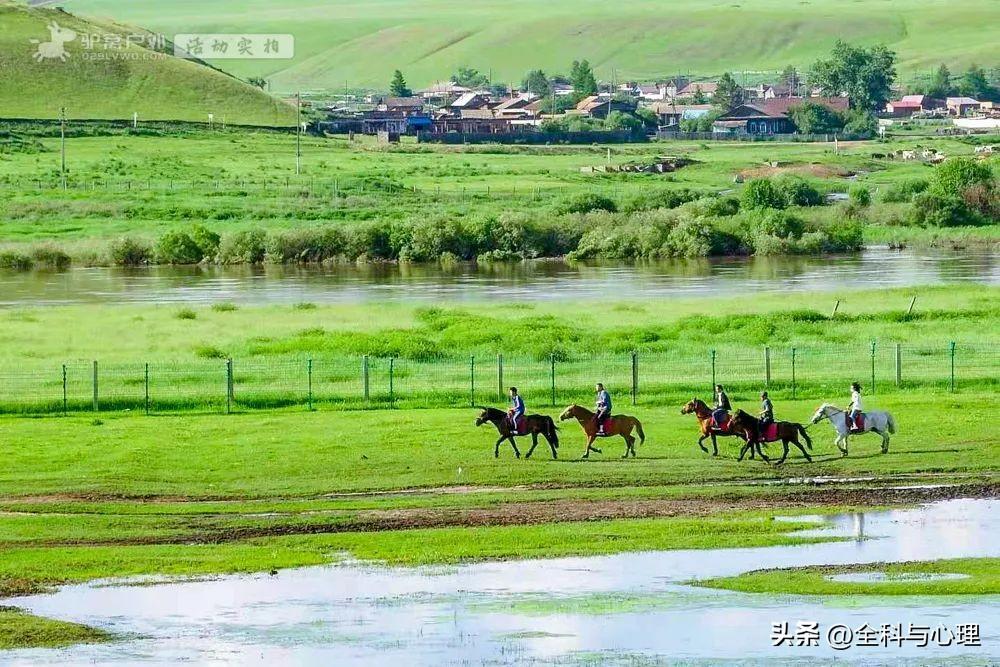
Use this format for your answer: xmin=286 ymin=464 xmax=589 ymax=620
xmin=886 ymin=412 xmax=897 ymax=435
xmin=798 ymin=424 xmax=813 ymax=450
xmin=634 ymin=418 xmax=645 ymax=444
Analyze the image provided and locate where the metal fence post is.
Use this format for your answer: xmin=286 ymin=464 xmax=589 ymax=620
xmin=550 ymin=354 xmax=556 ymax=407
xmin=92 ymin=361 xmax=99 ymax=412
xmin=144 ymin=363 xmax=149 ymax=415
xmin=363 ymin=355 xmax=370 ymax=403
xmin=710 ymin=349 xmax=717 ymax=390
xmin=497 ymin=354 xmax=503 ymax=401
xmin=791 ymin=348 xmax=797 ymax=400
xmin=470 ymin=355 xmax=475 ymax=407
xmin=950 ymin=341 xmax=956 ymax=392
xmin=764 ymin=346 xmax=771 ymax=388
xmin=62 ymin=364 xmax=67 ymax=414
xmin=389 ymin=358 xmax=395 ymax=402
xmin=307 ymin=358 xmax=313 ymax=411
xmin=226 ymin=359 xmax=233 ymax=414
xmin=870 ymin=341 xmax=877 ymax=395
xmin=631 ymin=351 xmax=638 ymax=405
xmin=895 ymin=343 xmax=902 ymax=388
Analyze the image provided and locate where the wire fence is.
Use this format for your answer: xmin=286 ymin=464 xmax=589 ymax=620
xmin=1 ymin=342 xmax=995 ymax=416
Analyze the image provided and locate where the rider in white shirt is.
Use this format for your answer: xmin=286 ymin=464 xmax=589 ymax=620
xmin=848 ymin=382 xmax=863 ymax=432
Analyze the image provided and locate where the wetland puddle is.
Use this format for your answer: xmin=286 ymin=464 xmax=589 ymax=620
xmin=6 ymin=498 xmax=1000 ymax=665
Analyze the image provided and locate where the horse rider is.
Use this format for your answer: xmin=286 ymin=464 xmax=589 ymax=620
xmin=508 ymin=386 xmax=525 ymax=433
xmin=594 ymin=383 xmax=612 ymax=435
xmin=759 ymin=391 xmax=774 ymax=427
xmin=848 ymin=382 xmax=863 ymax=433
xmin=712 ymin=384 xmax=731 ymax=429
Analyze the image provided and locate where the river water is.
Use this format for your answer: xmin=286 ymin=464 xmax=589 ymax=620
xmin=5 ymin=498 xmax=999 ymax=665
xmin=0 ymin=248 xmax=995 ymax=306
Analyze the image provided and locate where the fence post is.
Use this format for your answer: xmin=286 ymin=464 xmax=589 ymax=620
xmin=307 ymin=358 xmax=313 ymax=411
xmin=764 ymin=346 xmax=771 ymax=389
xmin=631 ymin=351 xmax=638 ymax=405
xmin=497 ymin=354 xmax=503 ymax=401
xmin=550 ymin=354 xmax=556 ymax=407
xmin=92 ymin=361 xmax=99 ymax=412
xmin=791 ymin=348 xmax=797 ymax=400
xmin=895 ymin=343 xmax=902 ymax=388
xmin=363 ymin=355 xmax=370 ymax=403
xmin=950 ymin=341 xmax=956 ymax=393
xmin=470 ymin=355 xmax=475 ymax=407
xmin=389 ymin=358 xmax=395 ymax=402
xmin=62 ymin=364 xmax=67 ymax=414
xmin=870 ymin=341 xmax=877 ymax=395
xmin=225 ymin=359 xmax=235 ymax=414
xmin=144 ymin=363 xmax=150 ymax=415
xmin=710 ymin=349 xmax=717 ymax=390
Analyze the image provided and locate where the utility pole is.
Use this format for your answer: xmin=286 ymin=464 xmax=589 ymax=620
xmin=295 ymin=91 xmax=302 ymax=176
xmin=60 ymin=106 xmax=66 ymax=190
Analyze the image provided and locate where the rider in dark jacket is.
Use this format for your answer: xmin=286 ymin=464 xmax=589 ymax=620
xmin=713 ymin=384 xmax=731 ymax=428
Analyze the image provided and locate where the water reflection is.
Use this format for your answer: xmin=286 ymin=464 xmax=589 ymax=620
xmin=0 ymin=248 xmax=995 ymax=307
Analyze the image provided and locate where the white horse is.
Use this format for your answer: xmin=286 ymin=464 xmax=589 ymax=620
xmin=809 ymin=403 xmax=896 ymax=456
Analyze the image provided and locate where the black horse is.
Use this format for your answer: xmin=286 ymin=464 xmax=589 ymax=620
xmin=475 ymin=406 xmax=560 ymax=459
xmin=730 ymin=409 xmax=813 ymax=465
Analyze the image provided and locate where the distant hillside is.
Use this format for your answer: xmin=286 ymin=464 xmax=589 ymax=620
xmin=0 ymin=1 xmax=295 ymax=125
xmin=67 ymin=0 xmax=1000 ymax=91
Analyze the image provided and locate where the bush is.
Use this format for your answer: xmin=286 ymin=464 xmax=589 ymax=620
xmin=190 ymin=225 xmax=221 ymax=261
xmin=554 ymin=192 xmax=617 ymax=215
xmin=741 ymin=179 xmax=785 ymax=210
xmin=343 ymin=221 xmax=394 ymax=260
xmin=666 ymin=216 xmax=718 ymax=257
xmin=880 ymin=179 xmax=929 ymax=203
xmin=109 ymin=237 xmax=152 ymax=266
xmin=962 ymin=183 xmax=999 ymax=220
xmin=217 ymin=229 xmax=267 ymax=264
xmin=823 ymin=220 xmax=865 ymax=252
xmin=175 ymin=308 xmax=197 ymax=320
xmin=396 ymin=216 xmax=474 ymax=262
xmin=620 ymin=188 xmax=699 ymax=213
xmin=841 ymin=110 xmax=877 ymax=136
xmin=688 ymin=195 xmax=740 ymax=217
xmin=744 ymin=209 xmax=805 ymax=240
xmin=773 ymin=176 xmax=823 ymax=207
xmin=210 ymin=302 xmax=238 ymax=312
xmin=569 ymin=210 xmax=673 ymax=259
xmin=266 ymin=226 xmax=347 ymax=263
xmin=932 ymin=157 xmax=994 ymax=198
xmin=909 ymin=191 xmax=982 ymax=227
xmin=0 ymin=250 xmax=33 ymax=271
xmin=30 ymin=244 xmax=70 ymax=270
xmin=849 ymin=185 xmax=872 ymax=207
xmin=194 ymin=344 xmax=227 ymax=359
xmin=155 ymin=230 xmax=204 ymax=264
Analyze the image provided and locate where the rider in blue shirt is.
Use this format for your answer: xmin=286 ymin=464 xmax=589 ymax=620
xmin=595 ymin=383 xmax=612 ymax=435
xmin=508 ymin=386 xmax=525 ymax=432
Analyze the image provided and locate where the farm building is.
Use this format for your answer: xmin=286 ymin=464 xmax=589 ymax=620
xmin=712 ymin=97 xmax=849 ymax=135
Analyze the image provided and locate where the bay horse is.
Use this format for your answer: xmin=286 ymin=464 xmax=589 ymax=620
xmin=810 ymin=403 xmax=896 ymax=456
xmin=559 ymin=405 xmax=645 ymax=459
xmin=729 ymin=409 xmax=813 ymax=465
xmin=475 ymin=407 xmax=559 ymax=459
xmin=680 ymin=398 xmax=749 ymax=456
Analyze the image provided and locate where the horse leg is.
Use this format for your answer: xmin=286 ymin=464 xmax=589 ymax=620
xmin=711 ymin=434 xmax=718 ymax=457
xmin=836 ymin=435 xmax=848 ymax=457
xmin=876 ymin=429 xmax=889 ymax=454
xmin=698 ymin=434 xmax=709 ymax=454
xmin=494 ymin=435 xmax=505 ymax=458
xmin=547 ymin=433 xmax=558 ymax=460
xmin=622 ymin=434 xmax=634 ymax=459
xmin=509 ymin=436 xmax=521 ymax=459
xmin=525 ymin=433 xmax=538 ymax=459
xmin=791 ymin=436 xmax=812 ymax=462
xmin=582 ymin=435 xmax=597 ymax=459
xmin=738 ymin=440 xmax=751 ymax=462
xmin=773 ymin=440 xmax=788 ymax=466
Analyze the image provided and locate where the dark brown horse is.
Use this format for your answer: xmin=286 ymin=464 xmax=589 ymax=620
xmin=559 ymin=405 xmax=645 ymax=459
xmin=680 ymin=398 xmax=750 ymax=456
xmin=475 ymin=407 xmax=559 ymax=459
xmin=729 ymin=409 xmax=813 ymax=465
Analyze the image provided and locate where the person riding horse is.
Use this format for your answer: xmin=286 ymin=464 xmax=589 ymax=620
xmin=848 ymin=382 xmax=863 ymax=433
xmin=759 ymin=391 xmax=774 ymax=427
xmin=507 ymin=387 xmax=525 ymax=433
xmin=712 ymin=384 xmax=731 ymax=429
xmin=594 ymin=383 xmax=612 ymax=435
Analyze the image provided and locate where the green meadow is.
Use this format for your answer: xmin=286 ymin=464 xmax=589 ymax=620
xmin=69 ymin=0 xmax=1000 ymax=89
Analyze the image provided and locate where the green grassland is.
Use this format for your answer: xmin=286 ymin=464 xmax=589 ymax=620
xmin=0 ymin=608 xmax=111 ymax=650
xmin=0 ymin=1 xmax=295 ymax=124
xmin=68 ymin=0 xmax=1000 ymax=89
xmin=699 ymin=558 xmax=1000 ymax=595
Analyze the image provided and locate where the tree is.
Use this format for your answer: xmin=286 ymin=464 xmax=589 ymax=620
xmin=603 ymin=110 xmax=643 ymax=132
xmin=780 ymin=65 xmax=799 ymax=95
xmin=691 ymin=88 xmax=708 ymax=104
xmin=522 ymin=69 xmax=551 ymax=97
xmin=570 ymin=60 xmax=598 ymax=97
xmin=788 ymin=102 xmax=844 ymax=134
xmin=809 ymin=41 xmax=896 ymax=111
xmin=452 ymin=67 xmax=489 ymax=89
xmin=247 ymin=76 xmax=267 ymax=90
xmin=713 ymin=72 xmax=744 ymax=112
xmin=926 ymin=63 xmax=955 ymax=98
xmin=960 ymin=64 xmax=996 ymax=101
xmin=389 ymin=70 xmax=411 ymax=97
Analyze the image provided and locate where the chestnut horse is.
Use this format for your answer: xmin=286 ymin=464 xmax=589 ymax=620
xmin=729 ymin=409 xmax=813 ymax=465
xmin=680 ymin=398 xmax=750 ymax=456
xmin=559 ymin=405 xmax=645 ymax=459
xmin=475 ymin=406 xmax=559 ymax=459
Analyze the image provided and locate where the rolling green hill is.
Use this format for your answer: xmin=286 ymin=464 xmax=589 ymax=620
xmin=0 ymin=1 xmax=295 ymax=124
xmin=66 ymin=0 xmax=1000 ymax=91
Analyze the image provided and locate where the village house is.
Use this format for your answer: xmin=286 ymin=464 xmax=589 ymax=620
xmin=648 ymin=102 xmax=713 ymax=128
xmin=447 ymin=92 xmax=490 ymax=112
xmin=712 ymin=97 xmax=849 ymax=135
xmin=417 ymin=81 xmax=472 ymax=103
xmin=946 ymin=96 xmax=981 ymax=116
xmin=376 ymin=96 xmax=425 ymax=113
xmin=635 ymin=83 xmax=669 ymax=101
xmin=493 ymin=94 xmax=538 ymax=120
xmin=677 ymin=81 xmax=717 ymax=99
xmin=885 ymin=94 xmax=942 ymax=117
xmin=576 ymin=95 xmax=636 ymax=119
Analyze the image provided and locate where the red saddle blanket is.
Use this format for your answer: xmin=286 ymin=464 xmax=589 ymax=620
xmin=510 ymin=415 xmax=527 ymax=434
xmin=711 ymin=414 xmax=731 ymax=432
xmin=595 ymin=418 xmax=614 ymax=436
xmin=759 ymin=423 xmax=779 ymax=442
xmin=845 ymin=413 xmax=865 ymax=430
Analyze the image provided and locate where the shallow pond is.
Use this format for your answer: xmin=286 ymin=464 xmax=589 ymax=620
xmin=6 ymin=498 xmax=1000 ymax=665
xmin=0 ymin=247 xmax=995 ymax=307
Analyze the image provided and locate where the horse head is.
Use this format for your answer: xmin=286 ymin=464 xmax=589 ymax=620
xmin=681 ymin=398 xmax=705 ymax=415
xmin=809 ymin=403 xmax=834 ymax=424
xmin=559 ymin=405 xmax=581 ymax=421
xmin=474 ymin=406 xmax=497 ymax=426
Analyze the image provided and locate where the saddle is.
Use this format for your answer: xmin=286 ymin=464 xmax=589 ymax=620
xmin=711 ymin=412 xmax=731 ymax=432
xmin=846 ymin=413 xmax=865 ymax=431
xmin=758 ymin=422 xmax=779 ymax=442
xmin=596 ymin=417 xmax=614 ymax=437
xmin=509 ymin=415 xmax=527 ymax=435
